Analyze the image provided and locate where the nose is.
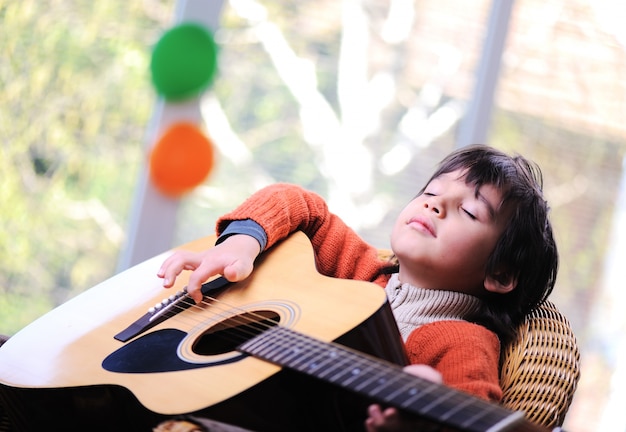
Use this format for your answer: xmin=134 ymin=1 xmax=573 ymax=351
xmin=424 ymin=197 xmax=445 ymax=217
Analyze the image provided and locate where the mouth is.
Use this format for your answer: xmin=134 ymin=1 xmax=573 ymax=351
xmin=407 ymin=216 xmax=436 ymax=237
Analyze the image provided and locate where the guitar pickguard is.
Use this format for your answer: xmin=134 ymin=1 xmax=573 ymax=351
xmin=103 ymin=328 xmax=209 ymax=373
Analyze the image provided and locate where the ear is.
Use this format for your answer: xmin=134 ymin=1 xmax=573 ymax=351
xmin=484 ymin=271 xmax=517 ymax=294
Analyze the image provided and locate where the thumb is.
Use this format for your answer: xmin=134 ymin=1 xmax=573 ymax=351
xmin=222 ymin=259 xmax=254 ymax=282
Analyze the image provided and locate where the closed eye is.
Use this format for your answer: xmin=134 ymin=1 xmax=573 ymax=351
xmin=462 ymin=208 xmax=477 ymax=220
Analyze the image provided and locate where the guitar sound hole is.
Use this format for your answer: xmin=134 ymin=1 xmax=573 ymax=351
xmin=192 ymin=310 xmax=280 ymax=356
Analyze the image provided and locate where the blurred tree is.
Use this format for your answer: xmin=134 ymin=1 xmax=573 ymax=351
xmin=0 ymin=0 xmax=171 ymax=334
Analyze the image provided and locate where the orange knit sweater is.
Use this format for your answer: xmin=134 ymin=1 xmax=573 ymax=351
xmin=216 ymin=183 xmax=502 ymax=402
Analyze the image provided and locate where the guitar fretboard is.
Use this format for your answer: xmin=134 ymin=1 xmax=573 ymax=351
xmin=238 ymin=326 xmax=526 ymax=432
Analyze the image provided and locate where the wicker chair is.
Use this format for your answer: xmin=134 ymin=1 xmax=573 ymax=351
xmin=500 ymin=300 xmax=580 ymax=428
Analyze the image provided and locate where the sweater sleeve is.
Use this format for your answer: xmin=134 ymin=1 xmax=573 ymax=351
xmin=404 ymin=320 xmax=502 ymax=402
xmin=215 ymin=183 xmax=386 ymax=283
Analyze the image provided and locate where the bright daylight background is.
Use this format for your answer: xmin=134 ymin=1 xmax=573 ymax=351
xmin=1 ymin=1 xmax=626 ymax=431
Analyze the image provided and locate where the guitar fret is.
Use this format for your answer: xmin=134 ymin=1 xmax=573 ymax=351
xmin=245 ymin=328 xmax=315 ymax=365
xmin=405 ymin=389 xmax=457 ymax=421
xmin=338 ymin=363 xmax=382 ymax=387
xmin=339 ymin=361 xmax=399 ymax=391
xmin=385 ymin=377 xmax=426 ymax=400
xmin=460 ymin=403 xmax=504 ymax=430
xmin=429 ymin=393 xmax=474 ymax=421
xmin=239 ymin=333 xmax=271 ymax=356
xmin=313 ymin=345 xmax=394 ymax=391
xmin=408 ymin=383 xmax=454 ymax=410
xmin=284 ymin=335 xmax=339 ymax=371
xmin=306 ymin=355 xmax=358 ymax=383
xmin=319 ymin=353 xmax=368 ymax=382
xmin=294 ymin=347 xmax=341 ymax=373
xmin=283 ymin=334 xmax=354 ymax=382
xmin=270 ymin=330 xmax=333 ymax=372
xmin=261 ymin=333 xmax=308 ymax=364
xmin=353 ymin=366 xmax=398 ymax=392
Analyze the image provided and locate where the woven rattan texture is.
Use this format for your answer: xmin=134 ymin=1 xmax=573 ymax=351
xmin=500 ymin=300 xmax=580 ymax=428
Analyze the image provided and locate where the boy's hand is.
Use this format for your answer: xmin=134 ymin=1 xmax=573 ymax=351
xmin=366 ymin=405 xmax=404 ymax=432
xmin=157 ymin=234 xmax=261 ymax=303
xmin=365 ymin=365 xmax=443 ymax=432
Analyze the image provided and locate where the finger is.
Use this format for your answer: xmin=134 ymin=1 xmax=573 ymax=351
xmin=382 ymin=407 xmax=399 ymax=421
xmin=185 ymin=258 xmax=233 ymax=303
xmin=367 ymin=404 xmax=385 ymax=425
xmin=157 ymin=251 xmax=190 ymax=277
xmin=185 ymin=271 xmax=211 ymax=304
xmin=403 ymin=364 xmax=443 ymax=383
xmin=186 ymin=285 xmax=204 ymax=304
xmin=158 ymin=252 xmax=201 ymax=288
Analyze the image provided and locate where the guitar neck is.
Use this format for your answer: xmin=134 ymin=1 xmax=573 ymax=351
xmin=239 ymin=326 xmax=545 ymax=432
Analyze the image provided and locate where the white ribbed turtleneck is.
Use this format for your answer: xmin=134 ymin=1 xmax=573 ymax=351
xmin=384 ymin=273 xmax=484 ymax=341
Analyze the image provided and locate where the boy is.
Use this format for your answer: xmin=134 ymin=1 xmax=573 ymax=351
xmin=158 ymin=145 xmax=558 ymax=430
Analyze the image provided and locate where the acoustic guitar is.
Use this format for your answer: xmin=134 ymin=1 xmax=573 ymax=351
xmin=0 ymin=232 xmax=547 ymax=431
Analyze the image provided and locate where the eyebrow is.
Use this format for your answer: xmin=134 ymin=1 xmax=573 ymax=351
xmin=474 ymin=185 xmax=498 ymax=221
xmin=433 ymin=172 xmax=501 ymax=220
xmin=475 ymin=189 xmax=497 ymax=221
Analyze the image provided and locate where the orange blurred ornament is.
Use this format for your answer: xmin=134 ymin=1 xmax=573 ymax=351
xmin=149 ymin=123 xmax=215 ymax=197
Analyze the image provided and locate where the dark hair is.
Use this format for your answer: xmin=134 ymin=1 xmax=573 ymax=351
xmin=422 ymin=145 xmax=558 ymax=342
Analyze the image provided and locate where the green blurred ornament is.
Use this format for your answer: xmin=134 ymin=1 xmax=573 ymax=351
xmin=150 ymin=22 xmax=218 ymax=100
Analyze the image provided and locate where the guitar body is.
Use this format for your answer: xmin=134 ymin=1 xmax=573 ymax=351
xmin=0 ymin=232 xmax=407 ymax=432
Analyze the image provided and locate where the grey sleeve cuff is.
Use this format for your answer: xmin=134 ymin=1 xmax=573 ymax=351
xmin=216 ymin=219 xmax=268 ymax=252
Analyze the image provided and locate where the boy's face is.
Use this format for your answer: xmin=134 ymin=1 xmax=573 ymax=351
xmin=390 ymin=170 xmax=510 ymax=295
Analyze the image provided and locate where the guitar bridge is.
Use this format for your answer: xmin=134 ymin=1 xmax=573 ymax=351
xmin=113 ymin=276 xmax=232 ymax=342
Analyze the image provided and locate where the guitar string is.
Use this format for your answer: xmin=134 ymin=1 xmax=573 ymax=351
xmin=156 ymin=289 xmax=292 ymax=345
xmin=134 ymin=284 xmax=293 ymax=357
xmin=149 ymin=289 xmax=509 ymax=427
xmin=168 ymin=292 xmax=514 ymax=429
